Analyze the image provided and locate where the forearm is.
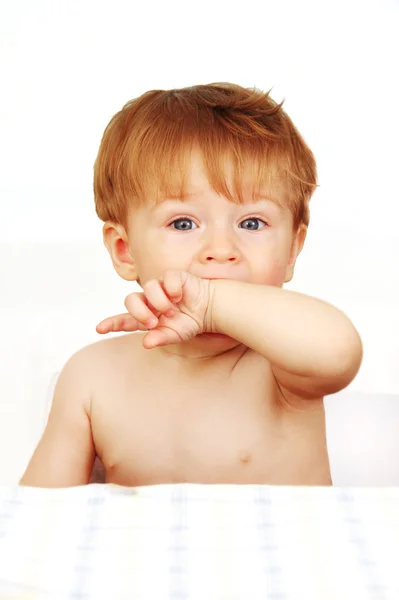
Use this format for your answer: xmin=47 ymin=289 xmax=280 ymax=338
xmin=210 ymin=280 xmax=362 ymax=378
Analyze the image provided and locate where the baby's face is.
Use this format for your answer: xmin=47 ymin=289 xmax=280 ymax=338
xmin=126 ymin=153 xmax=302 ymax=288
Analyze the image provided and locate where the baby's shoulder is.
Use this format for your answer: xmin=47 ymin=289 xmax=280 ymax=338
xmin=75 ymin=332 xmax=141 ymax=367
xmin=64 ymin=333 xmax=142 ymax=390
xmin=58 ymin=334 xmax=144 ymax=415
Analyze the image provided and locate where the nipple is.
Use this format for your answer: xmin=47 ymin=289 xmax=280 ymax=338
xmin=238 ymin=450 xmax=251 ymax=464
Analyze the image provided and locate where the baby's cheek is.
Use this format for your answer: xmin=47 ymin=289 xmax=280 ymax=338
xmin=266 ymin=272 xmax=286 ymax=287
xmin=257 ymin=257 xmax=287 ymax=286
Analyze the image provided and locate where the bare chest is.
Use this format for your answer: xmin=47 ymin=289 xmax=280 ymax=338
xmin=91 ymin=354 xmax=330 ymax=486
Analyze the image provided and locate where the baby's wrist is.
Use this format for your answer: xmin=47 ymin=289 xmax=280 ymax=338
xmin=204 ymin=279 xmax=232 ymax=334
xmin=203 ymin=280 xmax=218 ymax=333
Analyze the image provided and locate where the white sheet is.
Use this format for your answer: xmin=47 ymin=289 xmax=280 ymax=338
xmin=1 ymin=483 xmax=398 ymax=599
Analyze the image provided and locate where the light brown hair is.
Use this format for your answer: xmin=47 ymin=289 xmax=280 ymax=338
xmin=94 ymin=83 xmax=318 ymax=230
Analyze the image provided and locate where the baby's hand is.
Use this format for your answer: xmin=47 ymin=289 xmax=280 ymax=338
xmin=96 ymin=270 xmax=215 ymax=349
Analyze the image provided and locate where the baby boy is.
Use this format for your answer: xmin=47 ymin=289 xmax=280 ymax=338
xmin=20 ymin=83 xmax=362 ymax=487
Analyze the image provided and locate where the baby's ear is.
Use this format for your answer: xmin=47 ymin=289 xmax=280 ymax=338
xmin=102 ymin=221 xmax=138 ymax=281
xmin=284 ymin=224 xmax=307 ymax=283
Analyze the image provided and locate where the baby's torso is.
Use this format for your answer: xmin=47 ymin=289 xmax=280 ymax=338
xmin=89 ymin=335 xmax=332 ymax=486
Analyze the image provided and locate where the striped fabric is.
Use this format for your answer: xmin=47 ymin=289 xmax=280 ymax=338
xmin=0 ymin=483 xmax=398 ymax=599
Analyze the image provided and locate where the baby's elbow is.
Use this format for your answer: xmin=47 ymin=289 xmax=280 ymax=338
xmin=334 ymin=325 xmax=363 ymax=385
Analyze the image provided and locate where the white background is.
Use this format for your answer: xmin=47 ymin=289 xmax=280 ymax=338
xmin=0 ymin=0 xmax=398 ymax=484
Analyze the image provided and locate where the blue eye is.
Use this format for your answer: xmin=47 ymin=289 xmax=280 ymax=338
xmin=170 ymin=217 xmax=267 ymax=231
xmin=171 ymin=218 xmax=196 ymax=231
xmin=239 ymin=218 xmax=267 ymax=230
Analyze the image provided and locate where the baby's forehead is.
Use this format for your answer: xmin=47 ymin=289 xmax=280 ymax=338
xmin=143 ymin=192 xmax=286 ymax=220
xmin=150 ymin=183 xmax=286 ymax=208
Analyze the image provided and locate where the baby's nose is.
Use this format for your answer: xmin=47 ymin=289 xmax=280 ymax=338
xmin=205 ymin=251 xmax=239 ymax=263
xmin=200 ymin=228 xmax=240 ymax=263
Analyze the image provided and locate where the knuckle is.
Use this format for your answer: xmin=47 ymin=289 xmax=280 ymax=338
xmin=143 ymin=278 xmax=158 ymax=290
xmin=146 ymin=278 xmax=171 ymax=308
xmin=124 ymin=293 xmax=137 ymax=310
xmin=165 ymin=269 xmax=180 ymax=285
xmin=125 ymin=293 xmax=148 ymax=317
xmin=144 ymin=279 xmax=164 ymax=300
xmin=164 ymin=269 xmax=181 ymax=291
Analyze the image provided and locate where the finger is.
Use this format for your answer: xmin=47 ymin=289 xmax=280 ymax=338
xmin=96 ymin=315 xmax=133 ymax=334
xmin=124 ymin=292 xmax=160 ymax=329
xmin=162 ymin=269 xmax=184 ymax=302
xmin=142 ymin=326 xmax=183 ymax=349
xmin=142 ymin=279 xmax=177 ymax=317
xmin=96 ymin=314 xmax=147 ymax=334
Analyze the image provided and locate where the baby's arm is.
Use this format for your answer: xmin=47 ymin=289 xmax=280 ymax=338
xmin=19 ymin=350 xmax=96 ymax=488
xmin=210 ymin=280 xmax=363 ymax=399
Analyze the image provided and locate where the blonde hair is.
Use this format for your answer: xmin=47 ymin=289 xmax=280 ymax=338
xmin=94 ymin=82 xmax=318 ymax=230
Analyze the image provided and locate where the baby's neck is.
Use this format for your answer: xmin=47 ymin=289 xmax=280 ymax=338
xmin=150 ymin=335 xmax=248 ymax=374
